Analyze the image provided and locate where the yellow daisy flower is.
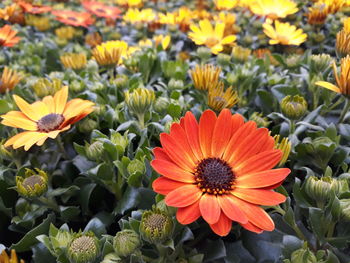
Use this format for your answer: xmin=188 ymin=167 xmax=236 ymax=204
xmin=0 ymin=249 xmax=24 ymax=263
xmin=263 ymin=20 xmax=307 ymax=46
xmin=214 ymin=0 xmax=239 ymax=10
xmin=1 ymin=87 xmax=94 ymax=151
xmin=316 ymin=55 xmax=350 ymax=96
xmin=188 ymin=19 xmax=236 ymax=54
xmin=249 ymin=0 xmax=298 ymax=19
xmin=123 ymin=8 xmax=156 ymax=24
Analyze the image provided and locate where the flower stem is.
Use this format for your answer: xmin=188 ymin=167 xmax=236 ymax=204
xmin=327 ymin=221 xmax=336 ymax=238
xmin=56 ymin=135 xmax=69 ymax=160
xmin=338 ymin=98 xmax=350 ymax=124
xmin=290 ymin=120 xmax=296 ymax=134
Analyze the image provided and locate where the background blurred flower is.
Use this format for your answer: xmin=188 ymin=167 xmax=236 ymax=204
xmin=82 ymin=1 xmax=121 ymax=19
xmin=263 ymin=20 xmax=307 ymax=46
xmin=249 ymin=0 xmax=298 ymax=19
xmin=0 ymin=249 xmax=24 ymax=263
xmin=0 ymin=25 xmax=21 ymax=47
xmin=52 ymin=10 xmax=94 ymax=27
xmin=189 ymin=64 xmax=221 ymax=91
xmin=188 ymin=19 xmax=236 ymax=54
xmin=60 ymin=53 xmax=87 ymax=70
xmin=0 ymin=67 xmax=23 ymax=94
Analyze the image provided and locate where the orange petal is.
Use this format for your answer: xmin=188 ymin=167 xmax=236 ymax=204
xmin=229 ymin=128 xmax=269 ymax=165
xmin=1 ymin=114 xmax=37 ymax=131
xmin=170 ymin=123 xmax=199 ymax=164
xmin=231 ymin=114 xmax=244 ymax=134
xmin=240 ymin=222 xmax=263 ymax=234
xmin=234 ymin=149 xmax=282 ymax=175
xmin=230 ymin=196 xmax=275 ymax=231
xmin=54 ymin=86 xmax=68 ymax=114
xmin=236 ymin=168 xmax=290 ymax=188
xmin=153 ymin=147 xmax=172 ymax=162
xmin=199 ymin=194 xmax=221 ymax=224
xmin=209 ymin=213 xmax=232 ymax=236
xmin=63 ymin=100 xmax=94 ymax=120
xmin=217 ymin=195 xmax=248 ymax=224
xmin=11 ymin=131 xmax=41 ymax=149
xmin=4 ymin=132 xmax=31 ymax=148
xmin=199 ymin=110 xmax=217 ymax=157
xmin=222 ymin=121 xmax=257 ymax=162
xmin=151 ymin=159 xmax=195 ymax=183
xmin=165 ymin=184 xmax=202 ymax=208
xmin=211 ymin=109 xmax=233 ymax=158
xmin=183 ymin=111 xmax=203 ymax=160
xmin=13 ymin=95 xmax=43 ymax=121
xmin=152 ymin=177 xmax=187 ymax=195
xmin=176 ymin=200 xmax=201 ymax=224
xmin=232 ymin=188 xmax=286 ymax=206
xmin=160 ymin=133 xmax=195 ymax=172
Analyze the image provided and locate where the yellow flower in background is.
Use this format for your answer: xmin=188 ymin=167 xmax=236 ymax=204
xmin=336 ymin=29 xmax=350 ymax=57
xmin=60 ymin=53 xmax=87 ymax=70
xmin=116 ymin=0 xmax=143 ymax=8
xmin=343 ymin=17 xmax=350 ymax=33
xmin=316 ymin=55 xmax=350 ymax=96
xmin=25 ymin=15 xmax=51 ymax=31
xmin=307 ymin=4 xmax=328 ymax=25
xmin=55 ymin=26 xmax=77 ymax=40
xmin=316 ymin=0 xmax=346 ymax=14
xmin=138 ymin=39 xmax=153 ymax=48
xmin=0 ymin=67 xmax=23 ymax=94
xmin=0 ymin=249 xmax=24 ymax=263
xmin=214 ymin=12 xmax=237 ymax=35
xmin=263 ymin=20 xmax=307 ymax=46
xmin=123 ymin=8 xmax=156 ymax=24
xmin=0 ymin=4 xmax=17 ymax=21
xmin=208 ymin=82 xmax=239 ymax=111
xmin=249 ymin=0 xmax=298 ymax=19
xmin=214 ymin=0 xmax=239 ymax=10
xmin=92 ymin=41 xmax=125 ymax=66
xmin=273 ymin=135 xmax=291 ymax=166
xmin=188 ymin=19 xmax=236 ymax=54
xmin=189 ymin=64 xmax=222 ymax=91
xmin=158 ymin=12 xmax=176 ymax=25
xmin=1 ymin=87 xmax=94 ymax=151
xmin=153 ymin=35 xmax=171 ymax=49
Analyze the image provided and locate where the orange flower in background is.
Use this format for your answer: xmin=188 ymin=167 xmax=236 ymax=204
xmin=0 ymin=25 xmax=21 ymax=47
xmin=0 ymin=4 xmax=17 ymax=21
xmin=1 ymin=87 xmax=94 ymax=151
xmin=151 ymin=109 xmax=290 ymax=236
xmin=52 ymin=10 xmax=94 ymax=27
xmin=18 ymin=2 xmax=52 ymax=14
xmin=82 ymin=1 xmax=122 ymax=19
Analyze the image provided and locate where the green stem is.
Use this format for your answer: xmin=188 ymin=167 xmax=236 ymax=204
xmin=56 ymin=135 xmax=69 ymax=160
xmin=37 ymin=196 xmax=60 ymax=212
xmin=137 ymin=113 xmax=145 ymax=129
xmin=327 ymin=221 xmax=336 ymax=238
xmin=290 ymin=119 xmax=296 ymax=134
xmin=338 ymin=98 xmax=350 ymax=124
xmin=292 ymin=223 xmax=308 ymax=242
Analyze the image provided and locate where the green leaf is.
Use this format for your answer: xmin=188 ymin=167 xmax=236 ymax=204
xmin=11 ymin=214 xmax=55 ymax=252
xmin=84 ymin=217 xmax=106 ymax=237
xmin=101 ymin=252 xmax=121 ymax=263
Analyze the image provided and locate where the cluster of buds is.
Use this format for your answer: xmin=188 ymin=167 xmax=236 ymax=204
xmin=31 ymin=78 xmax=63 ymax=97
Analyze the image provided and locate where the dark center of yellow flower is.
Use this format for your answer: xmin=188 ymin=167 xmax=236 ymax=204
xmin=194 ymin=158 xmax=235 ymax=195
xmin=37 ymin=113 xmax=64 ymax=132
xmin=205 ymin=37 xmax=219 ymax=48
xmin=22 ymin=175 xmax=44 ymax=190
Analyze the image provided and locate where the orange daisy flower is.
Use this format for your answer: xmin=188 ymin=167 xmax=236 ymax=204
xmin=0 ymin=25 xmax=20 ymax=47
xmin=18 ymin=2 xmax=52 ymax=14
xmin=52 ymin=10 xmax=94 ymax=27
xmin=151 ymin=109 xmax=290 ymax=236
xmin=82 ymin=1 xmax=122 ymax=19
xmin=1 ymin=87 xmax=94 ymax=151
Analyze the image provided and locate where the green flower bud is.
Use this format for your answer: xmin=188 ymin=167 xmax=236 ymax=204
xmin=280 ymin=95 xmax=308 ymax=120
xmin=250 ymin=112 xmax=270 ymax=127
xmin=110 ymin=132 xmax=129 ymax=152
xmin=339 ymin=199 xmax=350 ymax=221
xmin=226 ymin=72 xmax=237 ymax=85
xmin=112 ymin=74 xmax=128 ymax=88
xmin=0 ymin=139 xmax=12 ymax=160
xmin=16 ymin=168 xmax=48 ymax=198
xmin=217 ymin=53 xmax=231 ymax=67
xmin=125 ymin=87 xmax=155 ymax=117
xmin=127 ymin=159 xmax=145 ymax=175
xmin=70 ymin=80 xmax=84 ymax=92
xmin=113 ymin=229 xmax=140 ymax=257
xmin=168 ymin=78 xmax=184 ymax=90
xmin=154 ymin=97 xmax=169 ymax=113
xmin=78 ymin=119 xmax=98 ymax=133
xmin=68 ymin=233 xmax=100 ymax=263
xmin=242 ymin=35 xmax=253 ymax=45
xmin=51 ymin=229 xmax=73 ymax=255
xmin=286 ymin=54 xmax=302 ymax=69
xmin=305 ymin=176 xmax=348 ymax=203
xmin=32 ymin=78 xmax=63 ymax=97
xmin=309 ymin=54 xmax=333 ymax=74
xmin=196 ymin=47 xmax=212 ymax=61
xmin=140 ymin=209 xmax=173 ymax=244
xmin=312 ymin=32 xmax=326 ymax=43
xmin=86 ymin=60 xmax=99 ymax=73
xmin=86 ymin=141 xmax=104 ymax=161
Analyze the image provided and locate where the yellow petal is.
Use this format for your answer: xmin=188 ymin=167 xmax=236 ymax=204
xmin=54 ymin=86 xmax=68 ymax=114
xmin=315 ymin=81 xmax=341 ymax=93
xmin=13 ymin=95 xmax=43 ymax=121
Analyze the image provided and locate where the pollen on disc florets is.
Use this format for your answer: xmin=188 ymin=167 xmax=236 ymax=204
xmin=37 ymin=113 xmax=65 ymax=132
xmin=68 ymin=233 xmax=100 ymax=263
xmin=194 ymin=157 xmax=235 ymax=195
